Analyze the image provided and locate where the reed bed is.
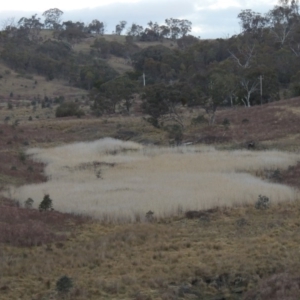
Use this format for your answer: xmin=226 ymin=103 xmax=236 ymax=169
xmin=7 ymin=138 xmax=299 ymax=221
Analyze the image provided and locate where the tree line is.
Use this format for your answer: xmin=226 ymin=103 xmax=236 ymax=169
xmin=1 ymin=8 xmax=192 ymax=43
xmin=93 ymin=0 xmax=300 ymax=127
xmin=1 ymin=1 xmax=300 ymax=128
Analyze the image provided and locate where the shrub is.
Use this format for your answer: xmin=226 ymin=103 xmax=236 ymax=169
xmin=166 ymin=124 xmax=183 ymax=145
xmin=55 ymin=102 xmax=85 ymax=118
xmin=145 ymin=210 xmax=154 ymax=222
xmin=54 ymin=95 xmax=65 ymax=104
xmin=39 ymin=194 xmax=53 ymax=211
xmin=255 ymin=195 xmax=270 ymax=209
xmin=56 ymin=276 xmax=73 ymax=294
xmin=19 ymin=150 xmax=26 ymax=163
xmin=270 ymin=169 xmax=282 ymax=182
xmin=191 ymin=114 xmax=206 ymax=125
xmin=243 ymin=272 xmax=300 ymax=300
xmin=25 ymin=198 xmax=34 ymax=209
xmin=222 ymin=118 xmax=230 ymax=127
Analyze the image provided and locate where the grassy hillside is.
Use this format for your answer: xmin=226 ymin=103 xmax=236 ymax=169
xmin=1 ymin=27 xmax=300 ymax=299
xmin=0 ymin=97 xmax=300 ymax=299
xmin=0 ymin=62 xmax=88 ymax=102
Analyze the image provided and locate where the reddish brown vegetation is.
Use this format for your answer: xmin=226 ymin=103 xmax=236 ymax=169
xmin=0 ymin=197 xmax=88 ymax=247
xmin=281 ymin=163 xmax=300 ymax=189
xmin=0 ymin=122 xmax=87 ymax=185
xmin=243 ymin=272 xmax=300 ymax=300
xmin=189 ymin=98 xmax=300 ymax=145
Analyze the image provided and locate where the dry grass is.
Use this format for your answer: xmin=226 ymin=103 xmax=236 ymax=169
xmin=189 ymin=98 xmax=300 ymax=151
xmin=107 ymin=55 xmax=134 ymax=74
xmin=5 ymin=138 xmax=299 ymax=221
xmin=1 ymin=35 xmax=300 ymax=299
xmin=0 ymin=99 xmax=300 ymax=299
xmin=0 ymin=62 xmax=88 ymax=102
xmin=2 ymin=200 xmax=300 ymax=299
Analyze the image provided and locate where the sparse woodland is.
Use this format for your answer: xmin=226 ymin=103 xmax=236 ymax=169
xmin=1 ymin=1 xmax=300 ymax=300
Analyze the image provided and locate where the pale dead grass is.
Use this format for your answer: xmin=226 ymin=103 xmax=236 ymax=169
xmin=0 ymin=62 xmax=88 ymax=102
xmin=5 ymin=138 xmax=299 ymax=221
xmin=107 ymin=56 xmax=134 ymax=74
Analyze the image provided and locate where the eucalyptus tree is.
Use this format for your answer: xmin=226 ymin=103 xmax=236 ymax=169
xmin=42 ymin=8 xmax=63 ymax=30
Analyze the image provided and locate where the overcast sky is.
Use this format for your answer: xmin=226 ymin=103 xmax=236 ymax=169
xmin=0 ymin=0 xmax=278 ymax=39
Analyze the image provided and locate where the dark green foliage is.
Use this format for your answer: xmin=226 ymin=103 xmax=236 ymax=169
xmin=54 ymin=96 xmax=65 ymax=104
xmin=90 ymin=38 xmax=139 ymax=59
xmin=141 ymin=83 xmax=191 ymax=128
xmin=0 ymin=29 xmax=117 ymax=88
xmin=19 ymin=150 xmax=26 ymax=163
xmin=79 ymin=61 xmax=117 ymax=90
xmin=39 ymin=194 xmax=53 ymax=211
xmin=222 ymin=118 xmax=230 ymax=127
xmin=270 ymin=169 xmax=282 ymax=182
xmin=141 ymin=84 xmax=171 ymax=127
xmin=191 ymin=114 xmax=206 ymax=125
xmin=255 ymin=195 xmax=270 ymax=209
xmin=25 ymin=198 xmax=34 ymax=209
xmin=91 ymin=75 xmax=138 ymax=114
xmin=36 ymin=40 xmax=72 ymax=60
xmin=290 ymin=71 xmax=300 ymax=97
xmin=165 ymin=124 xmax=183 ymax=145
xmin=55 ymin=102 xmax=84 ymax=118
xmin=242 ymin=118 xmax=249 ymax=124
xmin=56 ymin=275 xmax=73 ymax=293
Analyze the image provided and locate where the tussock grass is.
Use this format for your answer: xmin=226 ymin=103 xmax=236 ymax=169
xmin=6 ymin=138 xmax=299 ymax=221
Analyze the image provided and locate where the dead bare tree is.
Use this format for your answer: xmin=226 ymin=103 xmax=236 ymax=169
xmin=228 ymin=45 xmax=256 ymax=69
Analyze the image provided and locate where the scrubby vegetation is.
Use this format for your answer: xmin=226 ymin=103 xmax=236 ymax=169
xmin=55 ymin=102 xmax=85 ymax=118
xmin=1 ymin=1 xmax=300 ymax=299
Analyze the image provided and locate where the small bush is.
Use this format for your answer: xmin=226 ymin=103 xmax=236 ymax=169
xmin=145 ymin=210 xmax=154 ymax=222
xmin=25 ymin=198 xmax=34 ymax=209
xmin=39 ymin=194 xmax=53 ymax=211
xmin=255 ymin=195 xmax=270 ymax=209
xmin=166 ymin=124 xmax=183 ymax=145
xmin=191 ymin=114 xmax=206 ymax=125
xmin=55 ymin=102 xmax=85 ymax=118
xmin=270 ymin=169 xmax=282 ymax=182
xmin=222 ymin=118 xmax=230 ymax=127
xmin=56 ymin=276 xmax=73 ymax=294
xmin=54 ymin=95 xmax=65 ymax=104
xmin=19 ymin=150 xmax=26 ymax=163
xmin=28 ymin=116 xmax=33 ymax=121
